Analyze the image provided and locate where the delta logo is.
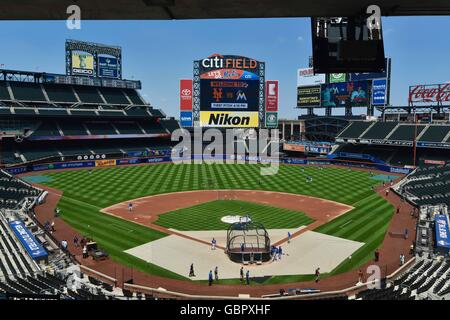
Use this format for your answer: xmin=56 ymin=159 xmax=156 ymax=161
xmin=200 ymin=111 xmax=258 ymax=127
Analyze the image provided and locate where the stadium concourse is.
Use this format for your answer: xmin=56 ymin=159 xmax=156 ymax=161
xmin=23 ymin=164 xmax=417 ymax=298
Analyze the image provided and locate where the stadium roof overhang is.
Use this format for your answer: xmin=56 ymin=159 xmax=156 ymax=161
xmin=1 ymin=0 xmax=450 ymax=20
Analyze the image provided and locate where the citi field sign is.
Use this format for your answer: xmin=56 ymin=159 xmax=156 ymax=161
xmin=201 ymin=54 xmax=259 ymax=70
xmin=199 ymin=54 xmax=260 ymax=79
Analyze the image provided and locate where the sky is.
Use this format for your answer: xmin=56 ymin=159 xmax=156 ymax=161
xmin=0 ymin=16 xmax=449 ymax=119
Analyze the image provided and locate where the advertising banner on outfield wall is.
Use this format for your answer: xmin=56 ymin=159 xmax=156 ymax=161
xmin=265 ymin=112 xmax=278 ymax=128
xmin=408 ymin=83 xmax=450 ymax=105
xmin=297 ymin=68 xmax=326 ymax=86
xmin=265 ymin=80 xmax=278 ymax=112
xmin=329 ymin=73 xmax=347 ymax=83
xmin=180 ymin=79 xmax=193 ymax=111
xmin=5 ymin=167 xmax=27 ymax=175
xmin=32 ymin=161 xmax=96 ymax=171
xmin=372 ymin=79 xmax=387 ymax=106
xmin=71 ymin=52 xmax=94 ymax=76
xmin=180 ymin=111 xmax=193 ymax=127
xmin=199 ymin=111 xmax=259 ymax=128
xmin=283 ymin=144 xmax=306 ymax=152
xmin=98 ymin=56 xmax=119 ymax=78
xmin=95 ymin=159 xmax=116 ymax=167
xmin=297 ymin=85 xmax=321 ymax=107
xmin=321 ymin=80 xmax=370 ymax=108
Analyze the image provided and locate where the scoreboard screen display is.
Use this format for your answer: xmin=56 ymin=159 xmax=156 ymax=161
xmin=200 ymin=79 xmax=259 ymax=112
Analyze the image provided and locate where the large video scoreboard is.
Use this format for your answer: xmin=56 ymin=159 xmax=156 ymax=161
xmin=296 ymin=58 xmax=391 ymax=116
xmin=193 ymin=54 xmax=267 ymax=128
xmin=65 ymin=39 xmax=122 ymax=79
xmin=180 ymin=54 xmax=279 ymax=128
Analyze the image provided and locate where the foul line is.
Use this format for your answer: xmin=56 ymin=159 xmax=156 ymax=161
xmin=339 ymin=220 xmax=353 ymax=228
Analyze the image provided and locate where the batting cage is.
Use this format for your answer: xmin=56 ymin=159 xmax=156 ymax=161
xmin=226 ymin=219 xmax=271 ymax=263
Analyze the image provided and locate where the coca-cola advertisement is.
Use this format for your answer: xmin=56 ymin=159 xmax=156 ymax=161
xmin=408 ymin=83 xmax=450 ymax=105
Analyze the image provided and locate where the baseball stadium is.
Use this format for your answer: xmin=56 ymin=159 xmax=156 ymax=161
xmin=0 ymin=1 xmax=450 ymax=303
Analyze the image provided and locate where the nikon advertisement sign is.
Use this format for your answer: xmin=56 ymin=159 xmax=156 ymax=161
xmin=199 ymin=111 xmax=259 ymax=128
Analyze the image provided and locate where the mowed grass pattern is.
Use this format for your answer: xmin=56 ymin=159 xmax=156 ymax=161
xmin=155 ymin=200 xmax=314 ymax=231
xmin=37 ymin=163 xmax=393 ymax=282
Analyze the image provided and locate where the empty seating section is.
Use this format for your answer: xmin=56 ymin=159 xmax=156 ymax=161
xmin=139 ymin=120 xmax=166 ymax=134
xmin=0 ymin=150 xmax=18 ymax=164
xmin=38 ymin=109 xmax=69 ymax=116
xmin=0 ymin=81 xmax=11 ymax=100
xmin=73 ymin=86 xmax=103 ymax=104
xmin=161 ymin=119 xmax=180 ymax=133
xmin=123 ymin=89 xmax=145 ymax=105
xmin=337 ymin=121 xmax=372 ymax=138
xmin=113 ymin=122 xmax=143 ymax=134
xmin=149 ymin=108 xmax=164 ymax=117
xmin=125 ymin=108 xmax=149 ymax=116
xmin=13 ymin=108 xmax=36 ymax=115
xmin=402 ymin=164 xmax=450 ymax=207
xmin=59 ymin=121 xmax=88 ymax=135
xmin=389 ymin=151 xmax=414 ymax=166
xmin=85 ymin=122 xmax=116 ymax=135
xmin=0 ymin=108 xmax=13 ymax=115
xmin=0 ymin=219 xmax=39 ymax=279
xmin=418 ymin=125 xmax=450 ymax=142
xmin=0 ymin=270 xmax=121 ymax=299
xmin=56 ymin=145 xmax=92 ymax=156
xmin=0 ymin=171 xmax=41 ymax=209
xmin=21 ymin=146 xmax=58 ymax=162
xmin=30 ymin=121 xmax=60 ymax=137
xmin=389 ymin=125 xmax=426 ymax=141
xmin=9 ymin=82 xmax=47 ymax=102
xmin=409 ymin=164 xmax=450 ymax=179
xmin=43 ymin=84 xmax=78 ymax=103
xmin=70 ymin=110 xmax=97 ymax=116
xmin=99 ymin=87 xmax=129 ymax=105
xmin=361 ymin=122 xmax=398 ymax=139
xmin=354 ymin=259 xmax=450 ymax=300
xmin=97 ymin=110 xmax=126 ymax=117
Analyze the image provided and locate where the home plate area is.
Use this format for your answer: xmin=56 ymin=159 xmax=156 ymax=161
xmin=125 ymin=229 xmax=364 ymax=280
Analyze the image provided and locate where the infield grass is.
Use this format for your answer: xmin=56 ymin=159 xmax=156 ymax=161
xmin=155 ymin=199 xmax=314 ymax=231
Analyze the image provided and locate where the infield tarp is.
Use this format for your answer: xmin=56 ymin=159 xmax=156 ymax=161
xmin=9 ymin=220 xmax=48 ymax=260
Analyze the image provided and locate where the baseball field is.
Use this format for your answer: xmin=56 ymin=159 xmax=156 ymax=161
xmin=29 ymin=163 xmax=395 ymax=284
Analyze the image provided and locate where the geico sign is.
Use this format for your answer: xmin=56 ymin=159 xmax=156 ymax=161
xmin=72 ymin=68 xmax=93 ymax=75
xmin=201 ymin=55 xmax=258 ymax=70
xmin=200 ymin=111 xmax=258 ymax=127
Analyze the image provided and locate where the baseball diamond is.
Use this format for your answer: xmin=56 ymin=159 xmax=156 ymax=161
xmin=23 ymin=163 xmax=395 ymax=284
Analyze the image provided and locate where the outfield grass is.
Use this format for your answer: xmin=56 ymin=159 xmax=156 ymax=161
xmin=155 ymin=200 xmax=314 ymax=231
xmin=35 ymin=163 xmax=393 ymax=283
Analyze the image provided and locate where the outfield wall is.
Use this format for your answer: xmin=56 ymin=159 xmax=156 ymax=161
xmin=5 ymin=154 xmax=412 ymax=175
